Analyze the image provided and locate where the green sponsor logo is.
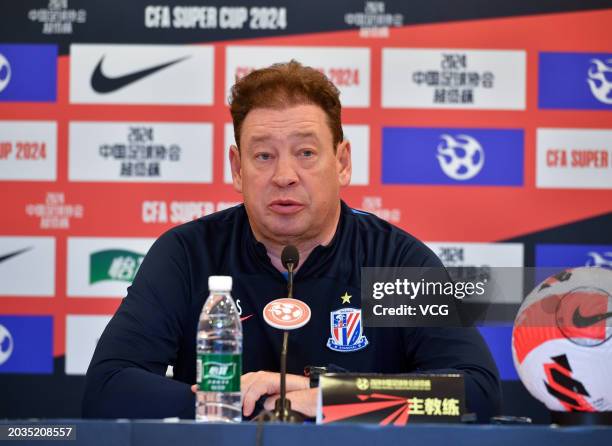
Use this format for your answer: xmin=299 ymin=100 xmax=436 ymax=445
xmin=89 ymin=249 xmax=144 ymax=284
xmin=197 ymin=353 xmax=241 ymax=392
xmin=204 ymin=362 xmax=236 ymax=380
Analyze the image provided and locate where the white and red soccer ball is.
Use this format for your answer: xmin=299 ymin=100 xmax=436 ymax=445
xmin=512 ymin=267 xmax=612 ymax=412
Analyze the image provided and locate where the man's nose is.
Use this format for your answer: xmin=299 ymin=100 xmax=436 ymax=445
xmin=271 ymin=155 xmax=299 ymax=188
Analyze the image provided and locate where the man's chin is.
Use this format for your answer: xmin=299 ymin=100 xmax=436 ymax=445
xmin=262 ymin=220 xmax=309 ymax=241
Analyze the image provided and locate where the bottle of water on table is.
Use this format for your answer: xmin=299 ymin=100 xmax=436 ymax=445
xmin=196 ymin=275 xmax=242 ymax=422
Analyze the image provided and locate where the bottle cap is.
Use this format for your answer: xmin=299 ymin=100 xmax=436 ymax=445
xmin=208 ymin=275 xmax=232 ymax=291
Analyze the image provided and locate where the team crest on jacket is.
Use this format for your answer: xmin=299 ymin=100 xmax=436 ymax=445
xmin=327 ymin=307 xmax=369 ymax=352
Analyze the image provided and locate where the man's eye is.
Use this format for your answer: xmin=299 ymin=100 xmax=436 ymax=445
xmin=301 ymin=149 xmax=315 ymax=158
xmin=255 ymin=153 xmax=272 ymax=161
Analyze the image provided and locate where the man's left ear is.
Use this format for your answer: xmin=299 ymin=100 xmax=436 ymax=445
xmin=229 ymin=144 xmax=243 ymax=194
xmin=336 ymin=139 xmax=352 ymax=187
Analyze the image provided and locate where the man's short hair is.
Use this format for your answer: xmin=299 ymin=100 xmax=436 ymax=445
xmin=229 ymin=60 xmax=343 ymax=151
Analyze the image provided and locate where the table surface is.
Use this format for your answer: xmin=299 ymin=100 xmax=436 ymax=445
xmin=1 ymin=419 xmax=611 ymax=446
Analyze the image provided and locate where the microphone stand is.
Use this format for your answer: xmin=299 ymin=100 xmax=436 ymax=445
xmin=274 ymin=260 xmax=304 ymax=422
xmin=279 ymin=262 xmax=292 ymax=417
xmin=256 ymin=260 xmax=304 ymax=423
xmin=287 ymin=262 xmax=294 ymax=299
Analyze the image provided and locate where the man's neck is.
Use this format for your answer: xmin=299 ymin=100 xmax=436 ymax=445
xmin=254 ymin=204 xmax=342 ymax=274
xmin=266 ymin=243 xmax=316 ymax=274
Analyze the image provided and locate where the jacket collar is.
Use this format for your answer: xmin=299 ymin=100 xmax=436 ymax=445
xmin=242 ymin=200 xmax=351 ymax=280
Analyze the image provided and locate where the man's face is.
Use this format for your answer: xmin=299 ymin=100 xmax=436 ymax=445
xmin=229 ymin=104 xmax=351 ymax=245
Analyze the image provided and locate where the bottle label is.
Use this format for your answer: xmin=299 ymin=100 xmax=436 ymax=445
xmin=197 ymin=353 xmax=241 ymax=392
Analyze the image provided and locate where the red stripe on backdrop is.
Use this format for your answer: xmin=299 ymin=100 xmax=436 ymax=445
xmin=1 ymin=11 xmax=611 ymax=241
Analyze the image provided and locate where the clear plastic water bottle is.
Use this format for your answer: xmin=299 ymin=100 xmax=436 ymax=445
xmin=196 ymin=275 xmax=242 ymax=422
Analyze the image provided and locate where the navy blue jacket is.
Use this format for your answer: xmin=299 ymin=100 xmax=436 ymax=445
xmin=82 ymin=202 xmax=501 ymax=421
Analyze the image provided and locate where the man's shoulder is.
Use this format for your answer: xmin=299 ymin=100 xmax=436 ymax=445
xmin=342 ymin=203 xmax=442 ymax=267
xmin=342 ymin=202 xmax=420 ymax=244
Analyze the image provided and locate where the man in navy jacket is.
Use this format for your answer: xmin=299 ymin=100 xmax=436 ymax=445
xmin=83 ymin=61 xmax=501 ymax=421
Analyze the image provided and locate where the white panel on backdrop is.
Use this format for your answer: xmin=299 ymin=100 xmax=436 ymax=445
xmin=382 ymin=49 xmax=526 ymax=109
xmin=223 ymin=123 xmax=235 ymax=184
xmin=70 ymin=44 xmax=214 ymax=105
xmin=426 ymin=242 xmax=524 ymax=303
xmin=536 ymin=128 xmax=612 ymax=189
xmin=69 ymin=121 xmax=213 ymax=183
xmin=0 ymin=237 xmax=55 ymax=297
xmin=223 ymin=123 xmax=370 ymax=185
xmin=0 ymin=121 xmax=57 ymax=181
xmin=225 ymin=46 xmax=370 ymax=107
xmin=65 ymin=315 xmax=112 ymax=375
xmin=426 ymin=242 xmax=524 ymax=267
xmin=67 ymin=237 xmax=155 ymax=298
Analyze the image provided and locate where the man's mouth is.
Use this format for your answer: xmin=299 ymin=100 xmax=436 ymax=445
xmin=268 ymin=199 xmax=305 ymax=215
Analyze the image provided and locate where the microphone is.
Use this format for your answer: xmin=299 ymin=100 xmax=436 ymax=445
xmin=258 ymin=245 xmax=310 ymax=423
xmin=281 ymin=245 xmax=299 ymax=299
xmin=281 ymin=245 xmax=299 ymax=269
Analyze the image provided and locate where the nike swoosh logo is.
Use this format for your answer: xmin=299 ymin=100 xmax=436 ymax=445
xmin=572 ymin=307 xmax=612 ymax=328
xmin=90 ymin=55 xmax=190 ymax=94
xmin=0 ymin=247 xmax=32 ymax=264
xmin=240 ymin=314 xmax=254 ymax=322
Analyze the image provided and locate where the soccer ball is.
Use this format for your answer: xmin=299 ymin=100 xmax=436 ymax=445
xmin=512 ymin=267 xmax=612 ymax=411
xmin=0 ymin=53 xmax=11 ymax=93
xmin=0 ymin=324 xmax=13 ymax=366
xmin=436 ymin=134 xmax=484 ymax=181
xmin=587 ymin=58 xmax=612 ymax=105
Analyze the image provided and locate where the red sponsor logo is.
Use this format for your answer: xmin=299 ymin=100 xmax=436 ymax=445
xmin=263 ymin=298 xmax=311 ymax=330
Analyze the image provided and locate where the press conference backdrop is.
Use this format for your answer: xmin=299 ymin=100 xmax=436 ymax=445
xmin=0 ymin=1 xmax=611 ymax=421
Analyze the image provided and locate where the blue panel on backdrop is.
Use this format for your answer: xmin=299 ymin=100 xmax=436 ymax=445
xmin=536 ymin=244 xmax=612 ymax=268
xmin=539 ymin=52 xmax=612 ymax=110
xmin=0 ymin=44 xmax=57 ymax=102
xmin=382 ymin=127 xmax=523 ymax=186
xmin=535 ymin=244 xmax=612 ymax=283
xmin=0 ymin=315 xmax=53 ymax=374
xmin=478 ymin=325 xmax=518 ymax=381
